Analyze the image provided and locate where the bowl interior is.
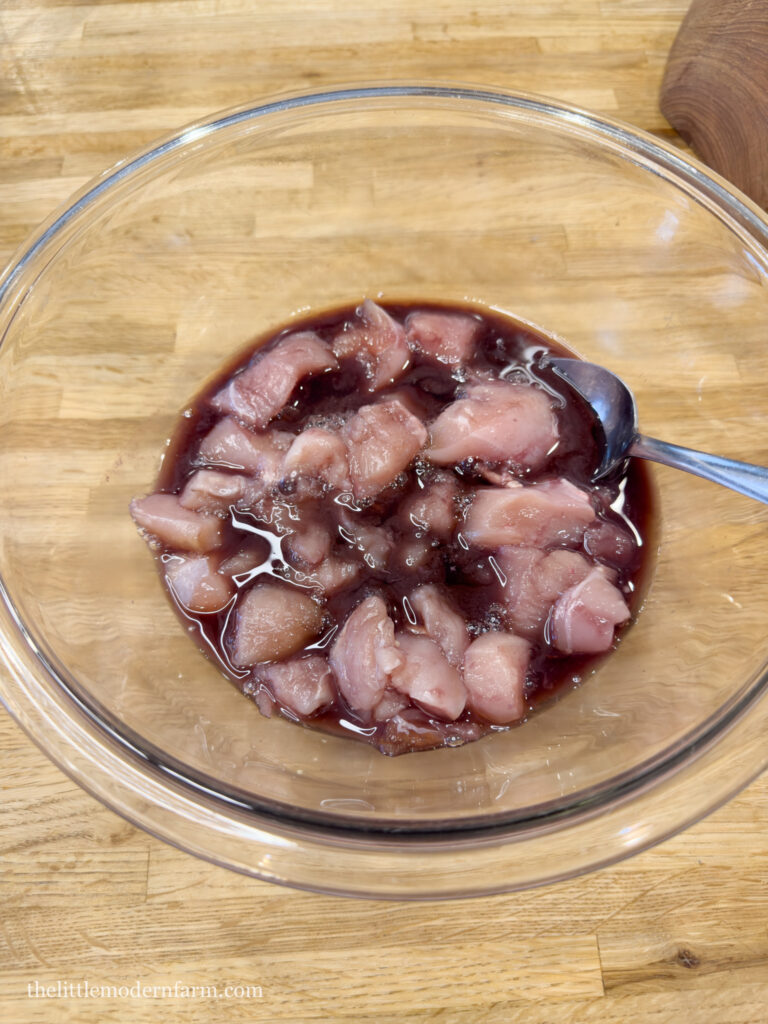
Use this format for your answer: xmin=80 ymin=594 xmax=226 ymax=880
xmin=2 ymin=90 xmax=768 ymax=834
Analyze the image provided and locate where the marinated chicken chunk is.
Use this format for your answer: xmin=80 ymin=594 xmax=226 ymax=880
xmin=409 ymin=584 xmax=470 ymax=667
xmin=427 ymin=380 xmax=558 ymax=469
xmin=255 ymin=656 xmax=334 ymax=717
xmin=229 ymin=582 xmax=323 ymax=668
xmin=212 ymin=330 xmax=337 ymax=428
xmin=332 ymin=299 xmax=411 ymax=390
xmin=344 ymin=398 xmax=428 ymax=501
xmin=495 ymin=547 xmax=593 ymax=638
xmin=463 ymin=477 xmax=596 ymax=549
xmin=405 ymin=309 xmax=482 ymax=365
xmin=197 ymin=416 xmax=291 ymax=479
xmin=329 ymin=595 xmax=403 ymax=720
xmin=463 ymin=632 xmax=530 ymax=725
xmin=390 ymin=634 xmax=467 ymax=721
xmin=164 ymin=554 xmax=234 ymax=613
xmin=282 ymin=427 xmax=352 ymax=494
xmin=551 ymin=569 xmax=631 ymax=654
xmin=130 ymin=493 xmax=224 ymax=553
xmin=179 ymin=469 xmax=253 ymax=514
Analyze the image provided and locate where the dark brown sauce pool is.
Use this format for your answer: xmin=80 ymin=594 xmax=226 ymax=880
xmin=151 ymin=300 xmax=657 ymax=755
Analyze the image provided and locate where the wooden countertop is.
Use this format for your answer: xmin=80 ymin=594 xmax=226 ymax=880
xmin=2 ymin=2 xmax=768 ymax=1021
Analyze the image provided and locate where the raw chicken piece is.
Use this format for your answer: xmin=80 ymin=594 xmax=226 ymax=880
xmin=130 ymin=493 xmax=223 ymax=553
xmin=219 ymin=540 xmax=270 ymax=576
xmin=476 ymin=464 xmax=520 ymax=488
xmin=405 ymin=309 xmax=482 ymax=365
xmin=329 ymin=595 xmax=403 ymax=719
xmin=372 ymin=689 xmax=410 ymax=722
xmin=229 ymin=582 xmax=323 ymax=667
xmin=409 ymin=584 xmax=470 ymax=667
xmin=256 ymin=655 xmax=335 ymax=717
xmin=495 ymin=546 xmax=593 ymax=637
xmin=164 ymin=554 xmax=234 ymax=613
xmin=397 ymin=537 xmax=437 ymax=570
xmin=212 ymin=331 xmax=337 ymax=429
xmin=179 ymin=469 xmax=251 ymax=514
xmin=332 ymin=299 xmax=411 ymax=390
xmin=377 ymin=709 xmax=485 ymax=755
xmin=284 ymin=521 xmax=332 ymax=568
xmin=462 ymin=632 xmax=530 ymax=724
xmin=197 ymin=416 xmax=292 ymax=480
xmin=344 ymin=398 xmax=428 ymax=501
xmin=390 ymin=633 xmax=467 ymax=721
xmin=282 ymin=427 xmax=351 ymax=493
xmin=400 ymin=471 xmax=459 ymax=541
xmin=426 ymin=380 xmax=558 ymax=470
xmin=551 ymin=569 xmax=630 ymax=654
xmin=337 ymin=509 xmax=394 ymax=569
xmin=463 ymin=478 xmax=596 ymax=549
xmin=253 ymin=685 xmax=277 ymax=718
xmin=306 ymin=556 xmax=361 ymax=595
xmin=377 ymin=386 xmax=431 ymax=421
xmin=583 ymin=519 xmax=638 ymax=568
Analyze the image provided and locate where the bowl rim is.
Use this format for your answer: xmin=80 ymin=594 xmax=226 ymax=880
xmin=2 ymin=82 xmax=768 ymax=898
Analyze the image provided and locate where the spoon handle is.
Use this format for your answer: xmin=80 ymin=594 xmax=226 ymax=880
xmin=630 ymin=434 xmax=768 ymax=505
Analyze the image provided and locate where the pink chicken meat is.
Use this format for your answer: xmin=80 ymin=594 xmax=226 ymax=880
xmin=427 ymin=380 xmax=558 ymax=470
xmin=212 ymin=331 xmax=337 ymax=429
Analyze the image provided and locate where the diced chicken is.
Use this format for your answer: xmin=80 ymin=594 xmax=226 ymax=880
xmin=344 ymin=398 xmax=428 ymax=501
xmin=377 ymin=709 xmax=485 ymax=756
xmin=476 ymin=464 xmax=520 ymax=488
xmin=372 ymin=689 xmax=411 ymax=722
xmin=390 ymin=633 xmax=467 ymax=721
xmin=219 ymin=540 xmax=270 ymax=577
xmin=377 ymin=386 xmax=431 ymax=421
xmin=197 ymin=416 xmax=292 ymax=481
xmin=405 ymin=309 xmax=482 ymax=365
xmin=400 ymin=471 xmax=459 ymax=541
xmin=164 ymin=554 xmax=234 ymax=613
xmin=462 ymin=632 xmax=530 ymax=724
xmin=229 ymin=582 xmax=323 ymax=667
xmin=337 ymin=509 xmax=394 ymax=570
xmin=253 ymin=685 xmax=277 ymax=718
xmin=256 ymin=655 xmax=335 ymax=717
xmin=583 ymin=519 xmax=638 ymax=568
xmin=306 ymin=556 xmax=361 ymax=595
xmin=212 ymin=331 xmax=337 ymax=429
xmin=332 ymin=299 xmax=411 ymax=390
xmin=551 ymin=569 xmax=630 ymax=654
xmin=397 ymin=536 xmax=436 ymax=570
xmin=495 ymin=546 xmax=593 ymax=637
xmin=427 ymin=380 xmax=558 ymax=470
xmin=329 ymin=595 xmax=403 ymax=719
xmin=282 ymin=427 xmax=351 ymax=493
xmin=130 ymin=493 xmax=224 ymax=553
xmin=463 ymin=477 xmax=596 ymax=549
xmin=178 ymin=469 xmax=251 ymax=514
xmin=409 ymin=584 xmax=470 ymax=667
xmin=284 ymin=522 xmax=333 ymax=568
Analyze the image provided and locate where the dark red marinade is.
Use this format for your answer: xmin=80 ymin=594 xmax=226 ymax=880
xmin=130 ymin=299 xmax=655 ymax=755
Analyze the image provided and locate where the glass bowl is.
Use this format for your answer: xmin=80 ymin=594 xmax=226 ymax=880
xmin=1 ymin=84 xmax=768 ymax=899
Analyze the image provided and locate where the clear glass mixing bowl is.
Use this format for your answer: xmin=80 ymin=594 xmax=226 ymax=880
xmin=1 ymin=85 xmax=767 ymax=898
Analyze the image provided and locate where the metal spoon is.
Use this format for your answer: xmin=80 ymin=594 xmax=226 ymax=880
xmin=549 ymin=357 xmax=768 ymax=504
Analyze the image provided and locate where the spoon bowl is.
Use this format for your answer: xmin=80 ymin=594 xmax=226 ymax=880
xmin=549 ymin=357 xmax=768 ymax=504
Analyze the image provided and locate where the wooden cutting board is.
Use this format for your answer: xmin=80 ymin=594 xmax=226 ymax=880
xmin=661 ymin=0 xmax=768 ymax=208
xmin=2 ymin=3 xmax=768 ymax=1023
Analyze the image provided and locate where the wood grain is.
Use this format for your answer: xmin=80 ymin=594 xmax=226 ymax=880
xmin=660 ymin=0 xmax=768 ymax=210
xmin=2 ymin=2 xmax=768 ymax=1023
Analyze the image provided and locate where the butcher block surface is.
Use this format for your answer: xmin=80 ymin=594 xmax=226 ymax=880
xmin=2 ymin=2 xmax=768 ymax=1022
